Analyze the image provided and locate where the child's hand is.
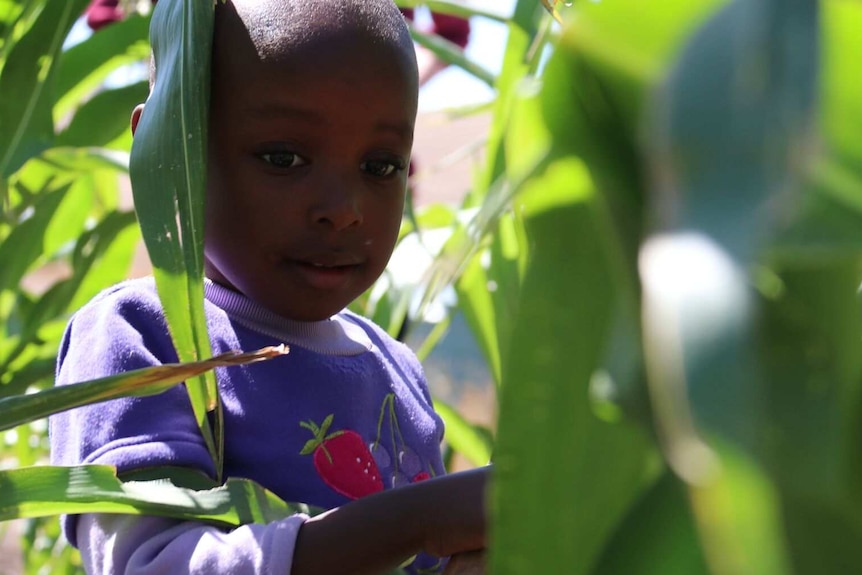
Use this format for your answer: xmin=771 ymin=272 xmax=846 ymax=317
xmin=443 ymin=550 xmax=486 ymax=575
xmin=418 ymin=466 xmax=490 ymax=558
xmin=292 ymin=465 xmax=491 ymax=575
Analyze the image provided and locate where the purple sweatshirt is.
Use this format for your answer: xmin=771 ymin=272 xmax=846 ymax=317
xmin=50 ymin=277 xmax=446 ymax=574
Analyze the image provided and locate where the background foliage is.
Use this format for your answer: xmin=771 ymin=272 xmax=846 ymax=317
xmin=2 ymin=0 xmax=862 ymax=574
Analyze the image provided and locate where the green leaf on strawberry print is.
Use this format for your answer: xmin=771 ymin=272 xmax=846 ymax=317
xmin=300 ymin=439 xmax=319 ymax=456
xmin=320 ymin=414 xmax=333 ymax=437
xmin=299 ymin=415 xmax=344 ymax=463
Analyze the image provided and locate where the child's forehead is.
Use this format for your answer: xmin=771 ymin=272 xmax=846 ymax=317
xmin=214 ymin=0 xmax=414 ymax=61
xmin=209 ymin=0 xmax=419 ymax=113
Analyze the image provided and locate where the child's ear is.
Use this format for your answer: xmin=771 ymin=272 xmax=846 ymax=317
xmin=130 ymin=104 xmax=145 ymax=136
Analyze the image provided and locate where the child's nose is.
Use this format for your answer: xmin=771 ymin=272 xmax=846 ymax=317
xmin=309 ymin=182 xmax=363 ymax=231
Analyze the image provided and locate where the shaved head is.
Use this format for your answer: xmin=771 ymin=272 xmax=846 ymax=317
xmin=147 ymin=0 xmax=418 ymax=92
xmin=215 ymin=0 xmax=416 ymax=64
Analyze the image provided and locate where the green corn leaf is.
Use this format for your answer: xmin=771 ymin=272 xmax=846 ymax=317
xmin=54 ymin=13 xmax=150 ymax=120
xmin=748 ymin=260 xmax=862 ymax=575
xmin=408 ymin=26 xmax=495 ymax=87
xmin=770 ymin=1 xmax=862 ymax=256
xmin=491 ymin=158 xmax=656 ymax=575
xmin=0 ymin=464 xmax=310 ymax=527
xmin=433 ymin=399 xmax=493 ymax=467
xmin=0 ymin=0 xmax=25 ymax=33
xmin=37 ymin=146 xmax=130 ymax=175
xmin=638 ymin=2 xmax=830 ymax=574
xmin=449 ymin=89 xmax=548 ymax=388
xmin=128 ymin=0 xmax=222 ymax=477
xmin=56 ymin=82 xmax=150 ymax=148
xmin=69 ymin=214 xmax=142 ymax=312
xmin=394 ymin=0 xmax=509 ymax=24
xmin=41 ymin=176 xmax=94 ymax=258
xmin=0 ymin=182 xmax=70 ymax=293
xmin=0 ymin=345 xmax=287 ymax=433
xmin=590 ymin=471 xmax=710 ymax=575
xmin=1 ymin=357 xmax=54 ymax=398
xmin=650 ymin=0 xmax=819 ymax=259
xmin=0 ymin=211 xmax=138 ymax=372
xmin=417 ymin=82 xmax=551 ymax=316
xmin=453 ymin=257 xmax=502 ymax=386
xmin=0 ymin=0 xmax=89 ymax=180
xmin=474 ymin=0 xmax=545 ymax=196
xmin=641 ymin=0 xmax=820 ymax=502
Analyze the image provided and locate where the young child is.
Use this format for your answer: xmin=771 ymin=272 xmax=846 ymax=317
xmin=49 ymin=1 xmax=489 ymax=574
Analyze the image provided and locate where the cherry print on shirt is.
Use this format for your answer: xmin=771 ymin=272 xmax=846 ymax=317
xmin=371 ymin=393 xmax=435 ymax=487
xmin=299 ymin=414 xmax=384 ymax=500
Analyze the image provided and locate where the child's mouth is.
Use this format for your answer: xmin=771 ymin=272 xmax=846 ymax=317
xmin=293 ymin=260 xmax=358 ymax=290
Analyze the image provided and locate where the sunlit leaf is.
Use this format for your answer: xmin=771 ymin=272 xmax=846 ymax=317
xmin=434 ymin=399 xmax=493 ymax=467
xmin=0 ymin=0 xmax=89 ymax=179
xmin=54 ymin=13 xmax=150 ymax=120
xmin=394 ymin=0 xmax=509 ymax=23
xmin=56 ymin=82 xmax=149 ymax=148
xmin=0 ymin=464 xmax=309 ymax=527
xmin=0 ymin=345 xmax=286 ymax=433
xmin=0 ymin=182 xmax=70 ymax=293
xmin=409 ymin=26 xmax=495 ymax=87
xmin=128 ymin=0 xmax=221 ymax=476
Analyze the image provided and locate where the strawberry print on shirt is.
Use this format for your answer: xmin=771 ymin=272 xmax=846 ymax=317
xmin=300 ymin=394 xmax=434 ymax=500
xmin=300 ymin=415 xmax=384 ymax=500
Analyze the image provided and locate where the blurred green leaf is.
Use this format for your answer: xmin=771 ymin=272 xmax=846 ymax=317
xmin=0 ymin=183 xmax=70 ymax=293
xmin=55 ymin=14 xmax=150 ymax=119
xmin=475 ymin=0 xmax=545 ymax=196
xmin=69 ymin=214 xmax=141 ymax=311
xmin=42 ymin=176 xmax=93 ymax=257
xmin=1 ymin=357 xmax=54 ymax=397
xmin=455 ymin=256 xmax=502 ymax=386
xmin=0 ymin=0 xmax=89 ymax=179
xmin=39 ymin=147 xmax=129 ymax=175
xmin=770 ymin=1 xmax=862 ymax=256
xmin=409 ymin=26 xmax=495 ymax=87
xmin=434 ymin=399 xmax=493 ymax=467
xmin=782 ymin=490 xmax=862 ymax=575
xmin=492 ymin=158 xmax=656 ymax=575
xmin=819 ymin=1 xmax=862 ymax=171
xmin=7 ymin=211 xmax=138 ymax=357
xmin=635 ymin=2 xmax=858 ymax=575
xmin=543 ymin=0 xmax=726 ymax=270
xmin=395 ymin=0 xmax=509 ymax=23
xmin=649 ymin=0 xmax=818 ymax=259
xmin=590 ymin=471 xmax=710 ymax=575
xmin=57 ymin=82 xmax=149 ymax=148
xmin=687 ymin=445 xmax=793 ymax=575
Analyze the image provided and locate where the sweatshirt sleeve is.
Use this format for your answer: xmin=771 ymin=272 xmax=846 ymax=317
xmin=50 ymin=283 xmax=217 ymax=545
xmin=77 ymin=513 xmax=308 ymax=575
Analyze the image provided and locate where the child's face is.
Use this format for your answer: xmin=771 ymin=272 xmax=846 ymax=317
xmin=204 ymin=9 xmax=418 ymax=322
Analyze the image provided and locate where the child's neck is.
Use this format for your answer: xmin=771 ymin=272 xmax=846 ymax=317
xmin=204 ymin=278 xmax=372 ymax=355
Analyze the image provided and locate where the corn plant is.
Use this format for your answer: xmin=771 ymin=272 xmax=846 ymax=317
xmin=3 ymin=0 xmax=862 ymax=574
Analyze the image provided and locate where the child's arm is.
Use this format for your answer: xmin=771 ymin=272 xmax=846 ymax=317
xmin=292 ymin=466 xmax=489 ymax=575
xmin=78 ymin=466 xmax=489 ymax=575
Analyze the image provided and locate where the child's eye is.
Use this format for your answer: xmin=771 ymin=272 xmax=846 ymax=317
xmin=361 ymin=159 xmax=403 ymax=178
xmin=258 ymin=151 xmax=306 ymax=169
